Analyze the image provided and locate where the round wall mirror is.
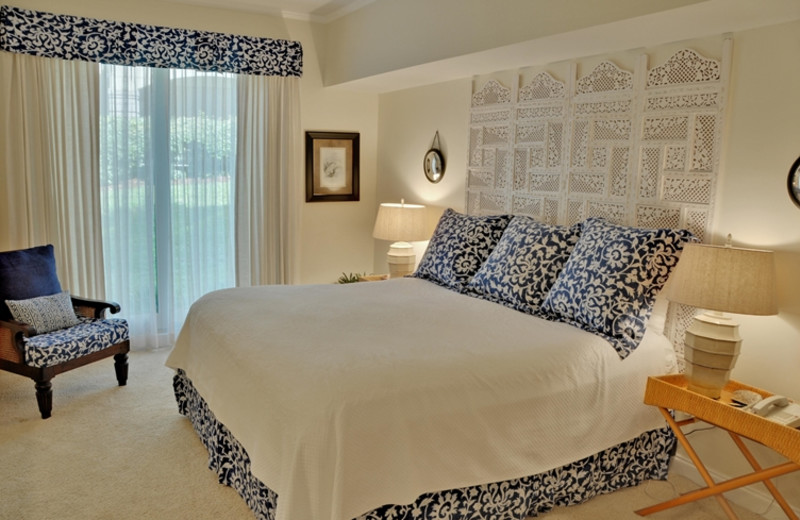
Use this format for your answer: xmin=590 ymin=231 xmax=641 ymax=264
xmin=789 ymin=156 xmax=800 ymax=208
xmin=424 ymin=148 xmax=444 ymax=183
xmin=424 ymin=131 xmax=445 ymax=183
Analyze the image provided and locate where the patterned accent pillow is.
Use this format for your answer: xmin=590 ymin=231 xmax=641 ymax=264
xmin=540 ymin=218 xmax=694 ymax=358
xmin=6 ymin=291 xmax=80 ymax=334
xmin=413 ymin=209 xmax=512 ymax=291
xmin=466 ymin=216 xmax=581 ymax=314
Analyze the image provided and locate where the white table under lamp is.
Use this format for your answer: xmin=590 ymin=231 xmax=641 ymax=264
xmin=372 ymin=200 xmax=427 ymax=278
xmin=665 ymin=236 xmax=778 ymax=399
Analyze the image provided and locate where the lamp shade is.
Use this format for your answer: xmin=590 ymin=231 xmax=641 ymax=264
xmin=372 ymin=201 xmax=428 ymax=242
xmin=666 ymin=242 xmax=778 ymax=316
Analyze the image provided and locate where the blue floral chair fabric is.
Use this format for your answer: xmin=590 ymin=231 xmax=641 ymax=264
xmin=23 ymin=317 xmax=129 ymax=368
xmin=0 ymin=245 xmax=130 ymax=419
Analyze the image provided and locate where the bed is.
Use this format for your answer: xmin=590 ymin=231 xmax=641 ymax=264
xmin=166 ymin=212 xmax=694 ymax=520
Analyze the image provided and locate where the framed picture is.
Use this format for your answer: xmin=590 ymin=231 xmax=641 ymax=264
xmin=305 ymin=131 xmax=360 ymax=202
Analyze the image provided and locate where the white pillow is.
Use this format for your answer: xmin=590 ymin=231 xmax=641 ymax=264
xmin=6 ymin=291 xmax=80 ymax=333
xmin=648 ymin=293 xmax=668 ymax=336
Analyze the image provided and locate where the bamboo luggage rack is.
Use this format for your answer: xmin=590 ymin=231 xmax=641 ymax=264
xmin=636 ymin=374 xmax=800 ymax=520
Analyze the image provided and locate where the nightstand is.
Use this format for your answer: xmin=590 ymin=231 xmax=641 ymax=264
xmin=636 ymin=374 xmax=800 ymax=520
xmin=358 ymin=274 xmax=390 ymax=282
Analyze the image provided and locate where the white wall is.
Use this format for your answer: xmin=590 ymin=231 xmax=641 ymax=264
xmin=376 ymin=21 xmax=800 ymax=513
xmin=690 ymin=21 xmax=800 ymax=514
xmin=5 ymin=0 xmax=381 ymax=285
xmin=373 ymin=79 xmax=471 ymax=272
xmin=720 ymin=21 xmax=800 ymax=405
xmin=321 ymin=0 xmax=704 ymax=87
xmin=290 ymin=20 xmax=380 ymax=284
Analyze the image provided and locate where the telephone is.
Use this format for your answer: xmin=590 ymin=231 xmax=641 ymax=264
xmin=751 ymin=395 xmax=800 ymax=428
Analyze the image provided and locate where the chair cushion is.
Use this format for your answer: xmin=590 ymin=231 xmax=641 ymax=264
xmin=0 ymin=245 xmax=62 ymax=321
xmin=24 ymin=318 xmax=129 ymax=368
xmin=6 ymin=291 xmax=81 ymax=333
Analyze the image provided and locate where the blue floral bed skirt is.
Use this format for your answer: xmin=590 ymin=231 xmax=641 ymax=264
xmin=173 ymin=370 xmax=675 ymax=520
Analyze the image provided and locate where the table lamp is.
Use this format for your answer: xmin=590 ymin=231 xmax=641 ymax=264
xmin=665 ymin=237 xmax=778 ymax=398
xmin=372 ymin=200 xmax=427 ymax=278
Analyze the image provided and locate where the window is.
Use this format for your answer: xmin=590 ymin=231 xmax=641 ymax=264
xmin=100 ymin=64 xmax=237 ymax=346
xmin=2 ymin=7 xmax=301 ymax=351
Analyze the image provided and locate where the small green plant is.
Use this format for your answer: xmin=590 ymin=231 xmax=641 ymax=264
xmin=336 ymin=272 xmax=365 ymax=284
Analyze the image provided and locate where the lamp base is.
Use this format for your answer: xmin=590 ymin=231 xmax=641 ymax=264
xmin=386 ymin=242 xmax=416 ymax=278
xmin=684 ymin=312 xmax=742 ymax=399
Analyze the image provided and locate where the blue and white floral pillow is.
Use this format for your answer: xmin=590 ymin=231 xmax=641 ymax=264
xmin=413 ymin=209 xmax=512 ymax=291
xmin=6 ymin=291 xmax=80 ymax=334
xmin=466 ymin=216 xmax=581 ymax=314
xmin=540 ymin=218 xmax=694 ymax=358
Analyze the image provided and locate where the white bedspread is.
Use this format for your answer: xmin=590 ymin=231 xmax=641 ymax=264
xmin=166 ymin=278 xmax=675 ymax=520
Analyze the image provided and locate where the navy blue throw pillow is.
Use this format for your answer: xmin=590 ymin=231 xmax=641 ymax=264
xmin=0 ymin=245 xmax=63 ymax=321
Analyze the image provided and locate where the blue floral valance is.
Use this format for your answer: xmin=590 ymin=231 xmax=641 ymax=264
xmin=0 ymin=5 xmax=302 ymax=77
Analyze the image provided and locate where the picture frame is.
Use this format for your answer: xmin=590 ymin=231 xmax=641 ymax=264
xmin=305 ymin=131 xmax=360 ymax=202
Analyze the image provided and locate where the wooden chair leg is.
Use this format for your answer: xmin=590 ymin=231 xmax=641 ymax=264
xmin=35 ymin=378 xmax=53 ymax=419
xmin=114 ymin=353 xmax=128 ymax=386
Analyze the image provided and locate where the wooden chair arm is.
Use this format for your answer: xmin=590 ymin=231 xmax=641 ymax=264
xmin=0 ymin=318 xmax=36 ymax=363
xmin=70 ymin=296 xmax=121 ymax=319
xmin=0 ymin=318 xmax=38 ymax=336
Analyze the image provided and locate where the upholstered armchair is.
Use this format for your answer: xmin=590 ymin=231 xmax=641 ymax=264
xmin=0 ymin=245 xmax=130 ymax=419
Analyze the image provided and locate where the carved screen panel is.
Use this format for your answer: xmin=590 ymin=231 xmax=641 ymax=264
xmin=466 ymin=42 xmax=732 ymax=366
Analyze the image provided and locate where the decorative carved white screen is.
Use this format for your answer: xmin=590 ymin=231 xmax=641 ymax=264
xmin=466 ymin=42 xmax=732 ymax=365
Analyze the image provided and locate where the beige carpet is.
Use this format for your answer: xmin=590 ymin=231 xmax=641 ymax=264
xmin=0 ymin=349 xmax=768 ymax=520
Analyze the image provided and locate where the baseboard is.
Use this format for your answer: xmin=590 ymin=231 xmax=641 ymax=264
xmin=670 ymin=453 xmax=800 ymax=520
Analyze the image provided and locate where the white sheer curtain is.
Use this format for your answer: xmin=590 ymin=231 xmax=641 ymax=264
xmin=170 ymin=69 xmax=238 ymax=324
xmin=100 ymin=65 xmax=237 ymax=348
xmin=0 ymin=50 xmax=105 ymax=297
xmin=99 ymin=65 xmax=158 ymax=347
xmin=235 ymin=75 xmax=301 ymax=286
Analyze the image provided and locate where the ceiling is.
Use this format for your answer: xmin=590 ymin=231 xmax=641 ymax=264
xmin=166 ymin=0 xmax=373 ymax=22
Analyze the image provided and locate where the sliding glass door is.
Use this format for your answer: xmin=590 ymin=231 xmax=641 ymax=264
xmin=99 ymin=64 xmax=236 ymax=347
